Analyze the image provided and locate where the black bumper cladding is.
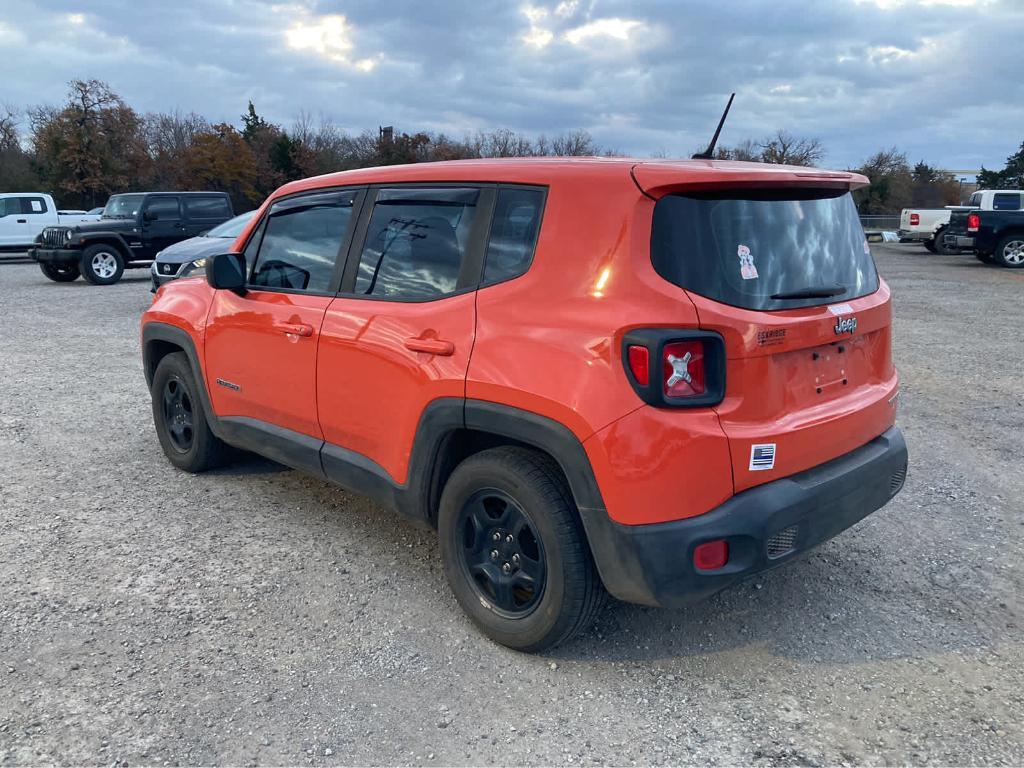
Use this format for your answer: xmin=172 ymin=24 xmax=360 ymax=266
xmin=582 ymin=426 xmax=908 ymax=608
xmin=29 ymin=248 xmax=79 ymax=265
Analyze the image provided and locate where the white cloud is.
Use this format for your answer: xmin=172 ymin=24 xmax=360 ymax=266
xmin=564 ymin=18 xmax=645 ymax=46
xmin=284 ymin=12 xmax=377 ymax=71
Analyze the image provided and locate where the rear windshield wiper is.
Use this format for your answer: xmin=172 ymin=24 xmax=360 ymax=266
xmin=770 ymin=285 xmax=846 ymax=300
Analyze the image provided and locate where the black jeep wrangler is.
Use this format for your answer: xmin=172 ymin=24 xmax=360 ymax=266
xmin=29 ymin=192 xmax=234 ymax=285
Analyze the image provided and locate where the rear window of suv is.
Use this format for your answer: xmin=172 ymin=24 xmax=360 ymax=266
xmin=651 ymin=189 xmax=879 ymax=311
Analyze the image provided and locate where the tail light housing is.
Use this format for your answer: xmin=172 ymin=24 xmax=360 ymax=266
xmin=967 ymin=213 xmax=981 ymax=232
xmin=909 ymin=213 xmax=920 ymax=226
xmin=622 ymin=329 xmax=726 ymax=408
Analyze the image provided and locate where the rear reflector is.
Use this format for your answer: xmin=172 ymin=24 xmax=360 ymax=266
xmin=967 ymin=213 xmax=981 ymax=232
xmin=693 ymin=539 xmax=729 ymax=570
xmin=627 ymin=345 xmax=650 ymax=386
xmin=909 ymin=213 xmax=920 ymax=226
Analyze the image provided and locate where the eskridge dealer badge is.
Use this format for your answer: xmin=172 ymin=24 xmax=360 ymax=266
xmin=738 ymin=244 xmax=758 ymax=280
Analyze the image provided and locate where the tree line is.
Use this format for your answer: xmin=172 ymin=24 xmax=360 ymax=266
xmin=1 ymin=79 xmax=1019 ymax=215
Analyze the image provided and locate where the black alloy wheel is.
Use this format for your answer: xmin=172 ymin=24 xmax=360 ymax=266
xmin=456 ymin=488 xmax=546 ymax=617
xmin=161 ymin=374 xmax=195 ymax=453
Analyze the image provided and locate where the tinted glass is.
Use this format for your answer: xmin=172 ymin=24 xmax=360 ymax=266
xmin=145 ymin=197 xmax=180 ymax=219
xmin=24 ymin=197 xmax=48 ymax=214
xmin=354 ymin=188 xmax=479 ymax=299
xmin=206 ymin=210 xmax=256 ymax=238
xmin=483 ymin=187 xmax=544 ymax=283
xmin=184 ymin=196 xmax=231 ymax=219
xmin=651 ymin=190 xmax=879 ymax=311
xmin=967 ymin=192 xmax=983 ymax=207
xmin=993 ymin=193 xmax=1022 ymax=211
xmin=251 ymin=192 xmax=354 ymax=292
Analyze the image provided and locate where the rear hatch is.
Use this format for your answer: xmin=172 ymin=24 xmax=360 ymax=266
xmin=648 ymin=184 xmax=898 ymax=492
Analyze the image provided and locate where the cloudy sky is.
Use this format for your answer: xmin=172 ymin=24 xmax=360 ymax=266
xmin=3 ymin=0 xmax=1022 ymax=173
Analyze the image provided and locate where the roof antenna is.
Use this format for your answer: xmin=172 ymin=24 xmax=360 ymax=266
xmin=692 ymin=92 xmax=735 ymax=160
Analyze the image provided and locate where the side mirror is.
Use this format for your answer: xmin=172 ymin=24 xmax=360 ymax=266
xmin=206 ymin=252 xmax=247 ymax=294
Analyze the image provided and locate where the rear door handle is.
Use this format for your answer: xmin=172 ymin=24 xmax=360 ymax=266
xmin=16 ymin=219 xmax=26 ymax=223
xmin=404 ymin=337 xmax=455 ymax=356
xmin=277 ymin=323 xmax=314 ymax=337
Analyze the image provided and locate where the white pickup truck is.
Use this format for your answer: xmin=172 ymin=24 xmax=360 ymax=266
xmin=0 ymin=193 xmax=101 ymax=251
xmin=900 ymin=189 xmax=1024 ymax=254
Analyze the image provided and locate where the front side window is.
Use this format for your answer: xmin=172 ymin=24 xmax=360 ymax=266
xmin=250 ymin=191 xmax=355 ymax=293
xmin=24 ymin=197 xmax=48 ymax=214
xmin=353 ymin=187 xmax=479 ymax=300
xmin=651 ymin=189 xmax=879 ymax=311
xmin=483 ymin=187 xmax=544 ymax=284
xmin=145 ymin=197 xmax=181 ymax=220
xmin=103 ymin=194 xmax=146 ymax=219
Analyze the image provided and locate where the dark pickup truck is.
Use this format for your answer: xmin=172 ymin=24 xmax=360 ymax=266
xmin=29 ymin=191 xmax=233 ymax=285
xmin=945 ymin=207 xmax=1024 ymax=268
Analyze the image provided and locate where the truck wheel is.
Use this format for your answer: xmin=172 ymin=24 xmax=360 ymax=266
xmin=151 ymin=352 xmax=230 ymax=472
xmin=438 ymin=446 xmax=605 ymax=652
xmin=976 ymin=252 xmax=995 ymax=264
xmin=80 ymin=244 xmax=125 ymax=285
xmin=994 ymin=235 xmax=1024 ymax=268
xmin=39 ymin=262 xmax=80 ymax=282
xmin=932 ymin=227 xmax=955 ymax=255
xmin=923 ymin=238 xmax=937 ymax=254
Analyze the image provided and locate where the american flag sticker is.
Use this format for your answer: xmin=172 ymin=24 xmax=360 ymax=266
xmin=749 ymin=443 xmax=776 ymax=471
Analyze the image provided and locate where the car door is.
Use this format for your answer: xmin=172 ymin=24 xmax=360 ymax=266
xmin=0 ymin=196 xmax=42 ymax=246
xmin=204 ymin=188 xmax=363 ymax=454
xmin=141 ymin=195 xmax=184 ymax=259
xmin=316 ymin=185 xmax=493 ymax=486
xmin=0 ymin=197 xmax=20 ymax=246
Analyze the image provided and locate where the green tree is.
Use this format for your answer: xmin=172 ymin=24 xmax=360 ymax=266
xmin=181 ymin=123 xmax=258 ymax=209
xmin=977 ymin=141 xmax=1024 ymax=189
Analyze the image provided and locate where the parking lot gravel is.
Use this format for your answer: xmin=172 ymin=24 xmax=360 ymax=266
xmin=1 ymin=244 xmax=1022 ymax=766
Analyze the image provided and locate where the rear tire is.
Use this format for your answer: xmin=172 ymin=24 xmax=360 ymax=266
xmin=80 ymin=244 xmax=125 ymax=285
xmin=993 ymin=235 xmax=1024 ymax=268
xmin=438 ymin=446 xmax=605 ymax=652
xmin=933 ymin=226 xmax=956 ymax=255
xmin=922 ymin=238 xmax=937 ymax=254
xmin=151 ymin=352 xmax=230 ymax=472
xmin=39 ymin=262 xmax=80 ymax=282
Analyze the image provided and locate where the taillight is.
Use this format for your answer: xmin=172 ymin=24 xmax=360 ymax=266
xmin=909 ymin=213 xmax=920 ymax=226
xmin=967 ymin=213 xmax=980 ymax=232
xmin=662 ymin=340 xmax=705 ymax=398
xmin=622 ymin=329 xmax=725 ymax=408
xmin=627 ymin=345 xmax=650 ymax=386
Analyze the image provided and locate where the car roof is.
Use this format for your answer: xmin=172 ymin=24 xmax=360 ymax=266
xmin=274 ymin=157 xmax=869 ymax=198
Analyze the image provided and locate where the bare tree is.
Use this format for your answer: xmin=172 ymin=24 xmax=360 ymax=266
xmin=758 ymin=130 xmax=824 ymax=166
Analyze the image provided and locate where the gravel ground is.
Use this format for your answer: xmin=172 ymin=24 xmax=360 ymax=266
xmin=1 ymin=245 xmax=1022 ymax=766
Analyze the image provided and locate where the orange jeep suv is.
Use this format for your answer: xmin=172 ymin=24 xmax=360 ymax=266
xmin=141 ymin=158 xmax=908 ymax=651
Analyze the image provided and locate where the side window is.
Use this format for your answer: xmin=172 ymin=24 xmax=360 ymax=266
xmin=0 ymin=199 xmax=14 ymax=216
xmin=24 ymin=197 xmax=48 ymax=215
xmin=483 ymin=187 xmax=544 ymax=284
xmin=353 ymin=187 xmax=479 ymax=299
xmin=145 ymin=197 xmax=181 ymax=220
xmin=183 ymin=196 xmax=231 ymax=219
xmin=992 ymin=193 xmax=1021 ymax=211
xmin=242 ymin=218 xmax=265 ymax=271
xmin=250 ymin=191 xmax=355 ymax=293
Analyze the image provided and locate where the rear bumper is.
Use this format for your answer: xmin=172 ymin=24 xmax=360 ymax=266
xmin=29 ymin=247 xmax=79 ymax=264
xmin=946 ymin=234 xmax=975 ymax=249
xmin=581 ymin=426 xmax=908 ymax=608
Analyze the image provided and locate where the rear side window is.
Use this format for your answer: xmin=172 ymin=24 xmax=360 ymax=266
xmin=483 ymin=187 xmax=544 ymax=284
xmin=183 ymin=196 xmax=231 ymax=219
xmin=24 ymin=197 xmax=48 ymax=214
xmin=967 ymin=192 xmax=983 ymax=207
xmin=353 ymin=187 xmax=479 ymax=300
xmin=0 ymin=197 xmax=47 ymax=215
xmin=145 ymin=197 xmax=181 ymax=219
xmin=251 ymin=191 xmax=355 ymax=293
xmin=992 ymin=193 xmax=1022 ymax=211
xmin=651 ymin=190 xmax=879 ymax=311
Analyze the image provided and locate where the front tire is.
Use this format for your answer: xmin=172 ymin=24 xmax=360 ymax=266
xmin=994 ymin=235 xmax=1024 ymax=268
xmin=39 ymin=262 xmax=80 ymax=282
xmin=438 ymin=447 xmax=605 ymax=652
xmin=80 ymin=244 xmax=125 ymax=285
xmin=151 ymin=352 xmax=230 ymax=472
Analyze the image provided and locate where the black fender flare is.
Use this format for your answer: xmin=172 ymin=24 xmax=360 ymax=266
xmin=141 ymin=322 xmax=216 ymax=423
xmin=76 ymin=232 xmax=134 ymax=260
